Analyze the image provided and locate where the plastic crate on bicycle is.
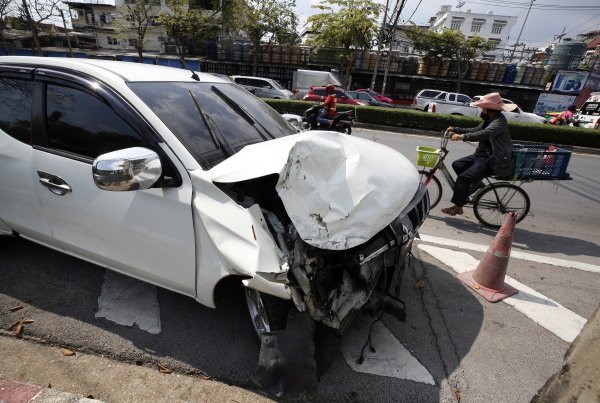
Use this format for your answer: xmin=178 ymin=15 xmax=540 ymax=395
xmin=512 ymin=144 xmax=571 ymax=180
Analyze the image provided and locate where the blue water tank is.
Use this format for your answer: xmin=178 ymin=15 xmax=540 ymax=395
xmin=502 ymin=64 xmax=517 ymax=83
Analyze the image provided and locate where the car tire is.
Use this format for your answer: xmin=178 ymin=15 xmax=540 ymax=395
xmin=245 ymin=287 xmax=292 ymax=345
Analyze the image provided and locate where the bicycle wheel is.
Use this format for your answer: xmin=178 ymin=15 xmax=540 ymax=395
xmin=472 ymin=183 xmax=530 ymax=227
xmin=419 ymin=170 xmax=442 ymax=209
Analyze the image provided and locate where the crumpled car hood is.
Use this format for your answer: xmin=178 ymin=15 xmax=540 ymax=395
xmin=210 ymin=131 xmax=419 ymax=250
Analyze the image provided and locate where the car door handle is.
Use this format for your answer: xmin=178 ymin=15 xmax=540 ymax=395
xmin=37 ymin=171 xmax=72 ymax=196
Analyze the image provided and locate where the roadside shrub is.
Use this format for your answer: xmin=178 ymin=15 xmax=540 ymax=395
xmin=264 ymin=99 xmax=600 ymax=148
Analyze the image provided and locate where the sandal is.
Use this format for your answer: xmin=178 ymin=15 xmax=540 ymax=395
xmin=441 ymin=206 xmax=464 ymax=216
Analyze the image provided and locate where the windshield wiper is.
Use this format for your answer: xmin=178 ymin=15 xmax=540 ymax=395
xmin=188 ymin=90 xmax=234 ymax=158
xmin=210 ymin=85 xmax=273 ymax=140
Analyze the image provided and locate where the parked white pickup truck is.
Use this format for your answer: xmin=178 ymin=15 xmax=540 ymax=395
xmin=414 ymin=89 xmax=545 ymax=124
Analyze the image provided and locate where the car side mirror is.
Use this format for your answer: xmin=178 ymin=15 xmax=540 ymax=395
xmin=93 ymin=147 xmax=162 ymax=191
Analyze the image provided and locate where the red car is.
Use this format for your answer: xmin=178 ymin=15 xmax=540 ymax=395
xmin=303 ymin=86 xmax=368 ymax=106
xmin=355 ymin=88 xmax=393 ymax=104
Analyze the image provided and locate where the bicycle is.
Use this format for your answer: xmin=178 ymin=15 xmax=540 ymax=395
xmin=416 ymin=131 xmax=572 ymax=228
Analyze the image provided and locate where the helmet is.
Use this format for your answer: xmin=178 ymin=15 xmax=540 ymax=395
xmin=326 ymin=84 xmax=335 ymax=93
xmin=568 ymin=104 xmax=577 ymax=111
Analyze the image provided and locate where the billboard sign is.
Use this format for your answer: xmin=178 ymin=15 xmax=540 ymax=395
xmin=533 ymin=93 xmax=577 ymax=115
xmin=552 ymin=70 xmax=590 ymax=93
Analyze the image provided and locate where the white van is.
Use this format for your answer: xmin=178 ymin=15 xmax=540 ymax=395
xmin=231 ymin=75 xmax=294 ymax=99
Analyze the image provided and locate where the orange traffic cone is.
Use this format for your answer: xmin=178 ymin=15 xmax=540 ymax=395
xmin=456 ymin=212 xmax=518 ymax=302
xmin=430 ymin=102 xmax=436 ymax=113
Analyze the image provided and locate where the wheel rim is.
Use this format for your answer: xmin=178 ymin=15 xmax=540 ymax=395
xmin=473 ymin=184 xmax=529 ymax=227
xmin=245 ymin=288 xmax=271 ymax=336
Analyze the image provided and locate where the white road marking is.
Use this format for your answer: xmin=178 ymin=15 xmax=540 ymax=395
xmin=341 ymin=315 xmax=435 ymax=384
xmin=418 ymin=234 xmax=600 ymax=274
xmin=418 ymin=244 xmax=587 ymax=343
xmin=95 ymin=271 xmax=161 ymax=334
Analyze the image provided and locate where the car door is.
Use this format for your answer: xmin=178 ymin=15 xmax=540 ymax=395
xmin=0 ymin=67 xmax=55 ymax=245
xmin=31 ymin=69 xmax=196 ymax=296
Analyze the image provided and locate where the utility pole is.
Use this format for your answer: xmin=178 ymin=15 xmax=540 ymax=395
xmin=60 ymin=9 xmax=73 ymax=57
xmin=370 ymin=0 xmax=390 ymax=89
xmin=510 ymin=0 xmax=535 ymax=61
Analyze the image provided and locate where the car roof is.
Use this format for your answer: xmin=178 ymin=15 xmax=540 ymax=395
xmin=0 ymin=56 xmax=228 ymax=84
xmin=232 ymin=75 xmax=271 ymax=81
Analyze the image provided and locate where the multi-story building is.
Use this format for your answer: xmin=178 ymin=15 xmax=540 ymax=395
xmin=64 ymin=0 xmax=216 ymax=54
xmin=428 ymin=5 xmax=517 ymax=61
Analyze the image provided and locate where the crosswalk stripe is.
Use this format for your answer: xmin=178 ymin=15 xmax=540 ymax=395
xmin=95 ymin=270 xmax=161 ymax=334
xmin=340 ymin=315 xmax=435 ymax=384
xmin=417 ymin=244 xmax=587 ymax=343
xmin=418 ymin=234 xmax=600 ymax=274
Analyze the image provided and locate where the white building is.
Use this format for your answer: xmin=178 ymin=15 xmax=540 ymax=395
xmin=64 ymin=0 xmax=216 ymax=54
xmin=428 ymin=5 xmax=517 ymax=61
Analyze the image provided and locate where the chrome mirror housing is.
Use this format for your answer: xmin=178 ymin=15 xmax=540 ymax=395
xmin=93 ymin=147 xmax=162 ymax=191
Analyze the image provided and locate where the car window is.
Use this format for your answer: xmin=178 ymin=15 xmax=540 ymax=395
xmin=45 ymin=83 xmax=148 ymax=159
xmin=0 ymin=77 xmax=33 ymax=144
xmin=420 ymin=90 xmax=441 ymax=98
xmin=334 ymin=90 xmax=347 ymax=98
xmin=129 ymin=82 xmax=295 ymax=169
xmin=448 ymin=94 xmax=456 ymax=102
xmin=434 ymin=92 xmax=446 ymax=100
xmin=457 ymin=94 xmax=471 ymax=103
xmin=313 ymin=89 xmax=326 ymax=96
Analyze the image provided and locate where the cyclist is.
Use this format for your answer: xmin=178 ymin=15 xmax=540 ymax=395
xmin=442 ymin=92 xmax=517 ymax=216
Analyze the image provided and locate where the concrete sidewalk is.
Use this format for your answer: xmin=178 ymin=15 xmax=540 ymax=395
xmin=0 ymin=335 xmax=273 ymax=402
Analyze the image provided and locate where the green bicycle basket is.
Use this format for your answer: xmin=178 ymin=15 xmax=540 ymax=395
xmin=416 ymin=146 xmax=441 ymax=168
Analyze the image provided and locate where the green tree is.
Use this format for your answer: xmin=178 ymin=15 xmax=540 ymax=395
xmin=0 ymin=0 xmax=13 ymax=53
xmin=308 ymin=0 xmax=382 ymax=89
xmin=119 ymin=0 xmax=159 ymax=60
xmin=17 ymin=0 xmax=63 ymax=55
xmin=406 ymin=26 xmax=492 ymax=92
xmin=157 ymin=0 xmax=218 ymax=57
xmin=238 ymin=0 xmax=298 ymax=76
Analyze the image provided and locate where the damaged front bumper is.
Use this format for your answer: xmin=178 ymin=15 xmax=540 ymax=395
xmin=287 ymin=183 xmax=430 ymax=330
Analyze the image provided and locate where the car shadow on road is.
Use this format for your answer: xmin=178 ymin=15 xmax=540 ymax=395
xmin=428 ymin=214 xmax=600 ymax=258
xmin=0 ymin=237 xmax=262 ymax=391
xmin=0 ymin=237 xmax=485 ymax=401
xmin=316 ymin=249 xmax=485 ymax=402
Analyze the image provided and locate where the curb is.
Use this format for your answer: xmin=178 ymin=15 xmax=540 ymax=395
xmin=0 ymin=378 xmax=102 ymax=402
xmin=354 ymin=122 xmax=600 ymax=156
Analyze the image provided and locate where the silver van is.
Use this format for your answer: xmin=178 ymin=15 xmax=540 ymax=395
xmin=231 ymin=75 xmax=294 ymax=99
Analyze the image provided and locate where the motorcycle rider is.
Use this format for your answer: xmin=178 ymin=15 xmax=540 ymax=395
xmin=549 ymin=104 xmax=577 ymax=125
xmin=317 ymin=84 xmax=337 ymax=128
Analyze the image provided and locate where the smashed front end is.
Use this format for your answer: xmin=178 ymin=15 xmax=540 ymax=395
xmin=210 ymin=131 xmax=430 ymax=330
xmin=286 ymin=183 xmax=429 ymax=331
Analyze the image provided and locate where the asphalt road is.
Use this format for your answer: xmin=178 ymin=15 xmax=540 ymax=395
xmin=1 ymin=128 xmax=599 ymax=402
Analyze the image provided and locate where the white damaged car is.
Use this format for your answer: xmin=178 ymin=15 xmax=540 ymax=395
xmin=0 ymin=57 xmax=429 ymax=362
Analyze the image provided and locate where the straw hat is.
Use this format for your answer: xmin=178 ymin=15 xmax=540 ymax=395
xmin=472 ymin=92 xmax=518 ymax=112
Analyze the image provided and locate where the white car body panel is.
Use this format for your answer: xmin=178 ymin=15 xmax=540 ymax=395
xmin=211 ymin=131 xmax=420 ymax=250
xmin=190 ymin=169 xmax=290 ymax=305
xmin=0 ymin=134 xmax=54 ymax=244
xmin=33 ymin=148 xmax=197 ymax=297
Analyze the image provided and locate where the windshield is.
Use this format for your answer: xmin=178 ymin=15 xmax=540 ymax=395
xmin=271 ymin=80 xmax=285 ymax=90
xmin=129 ymin=82 xmax=296 ymax=169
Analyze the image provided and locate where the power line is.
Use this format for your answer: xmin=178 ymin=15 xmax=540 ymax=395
xmin=405 ymin=0 xmax=423 ymax=22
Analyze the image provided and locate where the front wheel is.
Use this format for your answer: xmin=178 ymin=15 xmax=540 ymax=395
xmin=419 ymin=170 xmax=442 ymax=209
xmin=472 ymin=183 xmax=530 ymax=227
xmin=245 ymin=288 xmax=291 ymax=344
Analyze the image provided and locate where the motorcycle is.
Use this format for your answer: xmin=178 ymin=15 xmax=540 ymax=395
xmin=302 ymin=105 xmax=354 ymax=134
